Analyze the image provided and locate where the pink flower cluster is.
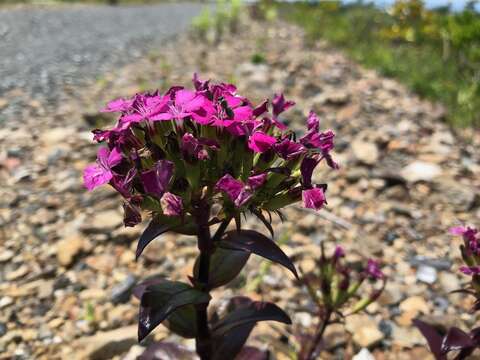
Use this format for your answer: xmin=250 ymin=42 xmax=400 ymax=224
xmin=450 ymin=225 xmax=480 ymax=276
xmin=84 ymin=74 xmax=337 ymax=227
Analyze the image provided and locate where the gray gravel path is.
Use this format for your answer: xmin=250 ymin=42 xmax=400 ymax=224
xmin=0 ymin=3 xmax=204 ymax=114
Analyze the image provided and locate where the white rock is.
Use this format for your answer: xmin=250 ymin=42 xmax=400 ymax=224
xmin=416 ymin=265 xmax=437 ymax=284
xmin=353 ymin=348 xmax=376 ymax=360
xmin=400 ymin=161 xmax=442 ymax=182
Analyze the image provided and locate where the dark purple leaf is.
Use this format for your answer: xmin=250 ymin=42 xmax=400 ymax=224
xmin=441 ymin=327 xmax=473 ymax=354
xmin=163 ymin=304 xmax=198 ymax=338
xmin=412 ymin=319 xmax=446 ymax=360
xmin=250 ymin=209 xmax=274 ymax=238
xmin=235 ymin=346 xmax=270 ymax=360
xmin=219 ymin=230 xmax=298 ymax=279
xmin=138 ymin=280 xmax=210 ymax=341
xmin=139 ymin=341 xmax=195 ymax=360
xmin=194 ymin=247 xmax=250 ymax=289
xmin=211 ymin=300 xmax=291 ymax=338
xmin=136 ymin=218 xmax=176 ymax=260
xmin=133 ymin=277 xmax=165 ymax=300
xmin=212 ymin=297 xmax=256 ymax=360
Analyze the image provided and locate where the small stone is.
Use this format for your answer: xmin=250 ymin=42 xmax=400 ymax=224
xmin=6 ymin=265 xmax=28 ymax=281
xmin=346 ymin=314 xmax=384 ymax=348
xmin=73 ymin=325 xmax=137 ymax=360
xmin=400 ymin=161 xmax=442 ymax=183
xmin=84 ymin=210 xmax=123 ymax=233
xmin=439 ymin=272 xmax=460 ymax=293
xmin=353 ymin=348 xmax=375 ymax=360
xmin=0 ymin=249 xmax=14 ymax=263
xmin=351 ymin=139 xmax=379 ymax=165
xmin=391 ymin=325 xmax=425 ymax=348
xmin=110 ymin=274 xmax=136 ymax=304
xmin=293 ymin=312 xmax=313 ymax=328
xmin=0 ymin=322 xmax=6 ymax=337
xmin=0 ymin=296 xmax=13 ymax=309
xmin=416 ymin=265 xmax=437 ymax=285
xmin=56 ymin=234 xmax=85 ymax=266
xmin=399 ymin=296 xmax=429 ymax=317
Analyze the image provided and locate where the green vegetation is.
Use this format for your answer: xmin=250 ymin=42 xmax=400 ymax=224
xmin=280 ymin=0 xmax=480 ymax=127
xmin=0 ymin=0 xmax=181 ymax=5
xmin=191 ymin=0 xmax=244 ymax=43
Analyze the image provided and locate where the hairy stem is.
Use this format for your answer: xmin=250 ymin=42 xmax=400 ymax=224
xmin=304 ymin=309 xmax=332 ymax=360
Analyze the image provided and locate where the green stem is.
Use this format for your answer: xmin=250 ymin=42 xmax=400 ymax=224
xmin=304 ymin=309 xmax=332 ymax=360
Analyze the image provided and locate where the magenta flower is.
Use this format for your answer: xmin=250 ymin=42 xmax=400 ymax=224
xmin=111 ymin=168 xmax=137 ymax=199
xmin=247 ymin=173 xmax=268 ymax=189
xmin=248 ymin=131 xmax=277 ymax=153
xmin=333 ymin=245 xmax=345 ymax=259
xmin=459 ymin=266 xmax=480 ymax=276
xmin=365 ymin=259 xmax=385 ymax=280
xmin=272 ymin=93 xmax=295 ymax=118
xmin=216 ymin=174 xmax=244 ymax=202
xmin=140 ymin=160 xmax=174 ymax=198
xmin=307 ymin=111 xmax=319 ymax=132
xmin=274 ymin=138 xmax=305 ymax=160
xmin=181 ymin=133 xmax=219 ymax=160
xmin=300 ymin=157 xmax=319 ymax=188
xmin=119 ymin=93 xmax=169 ymax=126
xmin=151 ymin=89 xmax=210 ymax=123
xmin=450 ymin=225 xmax=479 ymax=255
xmin=302 ymin=187 xmax=326 ymax=210
xmin=83 ymin=147 xmax=123 ymax=191
xmin=101 ymin=97 xmax=134 ymax=113
xmin=123 ymin=199 xmax=142 ymax=227
xmin=181 ymin=133 xmax=202 ymax=159
xmin=216 ymin=173 xmax=267 ymax=207
xmin=160 ymin=192 xmax=183 ymax=216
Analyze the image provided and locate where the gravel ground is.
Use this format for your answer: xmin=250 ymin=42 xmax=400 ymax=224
xmin=0 ymin=2 xmax=204 ymax=118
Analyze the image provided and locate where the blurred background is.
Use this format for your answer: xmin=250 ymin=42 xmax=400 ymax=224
xmin=0 ymin=0 xmax=479 ymax=359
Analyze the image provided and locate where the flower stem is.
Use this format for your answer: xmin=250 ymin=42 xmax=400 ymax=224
xmin=304 ymin=309 xmax=332 ymax=360
xmin=195 ymin=204 xmax=213 ymax=360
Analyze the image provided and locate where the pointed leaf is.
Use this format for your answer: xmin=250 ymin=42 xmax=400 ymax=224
xmin=412 ymin=319 xmax=446 ymax=360
xmin=138 ymin=280 xmax=210 ymax=341
xmin=194 ymin=247 xmax=250 ymax=289
xmin=251 ymin=209 xmax=274 ymax=238
xmin=133 ymin=277 xmax=165 ymax=300
xmin=163 ymin=304 xmax=198 ymax=338
xmin=212 ymin=297 xmax=256 ymax=360
xmin=212 ymin=300 xmax=291 ymax=338
xmin=136 ymin=218 xmax=175 ymax=259
xmin=140 ymin=341 xmax=195 ymax=360
xmin=219 ymin=230 xmax=298 ymax=279
xmin=441 ymin=327 xmax=473 ymax=354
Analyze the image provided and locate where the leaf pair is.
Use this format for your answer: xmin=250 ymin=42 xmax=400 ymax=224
xmin=211 ymin=296 xmax=290 ymax=360
xmin=134 ymin=279 xmax=210 ymax=341
xmin=134 ymin=279 xmax=289 ymax=359
xmin=136 ymin=216 xmax=222 ymax=259
xmin=413 ymin=319 xmax=480 ymax=360
xmin=191 ymin=229 xmax=298 ymax=290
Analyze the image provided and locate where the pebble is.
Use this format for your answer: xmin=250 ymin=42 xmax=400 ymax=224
xmin=346 ymin=314 xmax=384 ymax=348
xmin=416 ymin=265 xmax=437 ymax=285
xmin=351 ymin=139 xmax=379 ymax=165
xmin=400 ymin=161 xmax=442 ymax=183
xmin=56 ymin=234 xmax=86 ymax=266
xmin=110 ymin=274 xmax=137 ymax=304
xmin=0 ymin=12 xmax=479 ymax=360
xmin=353 ymin=348 xmax=375 ymax=360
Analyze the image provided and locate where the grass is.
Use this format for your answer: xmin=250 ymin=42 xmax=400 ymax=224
xmin=278 ymin=1 xmax=480 ymax=128
xmin=0 ymin=0 xmax=184 ymax=5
